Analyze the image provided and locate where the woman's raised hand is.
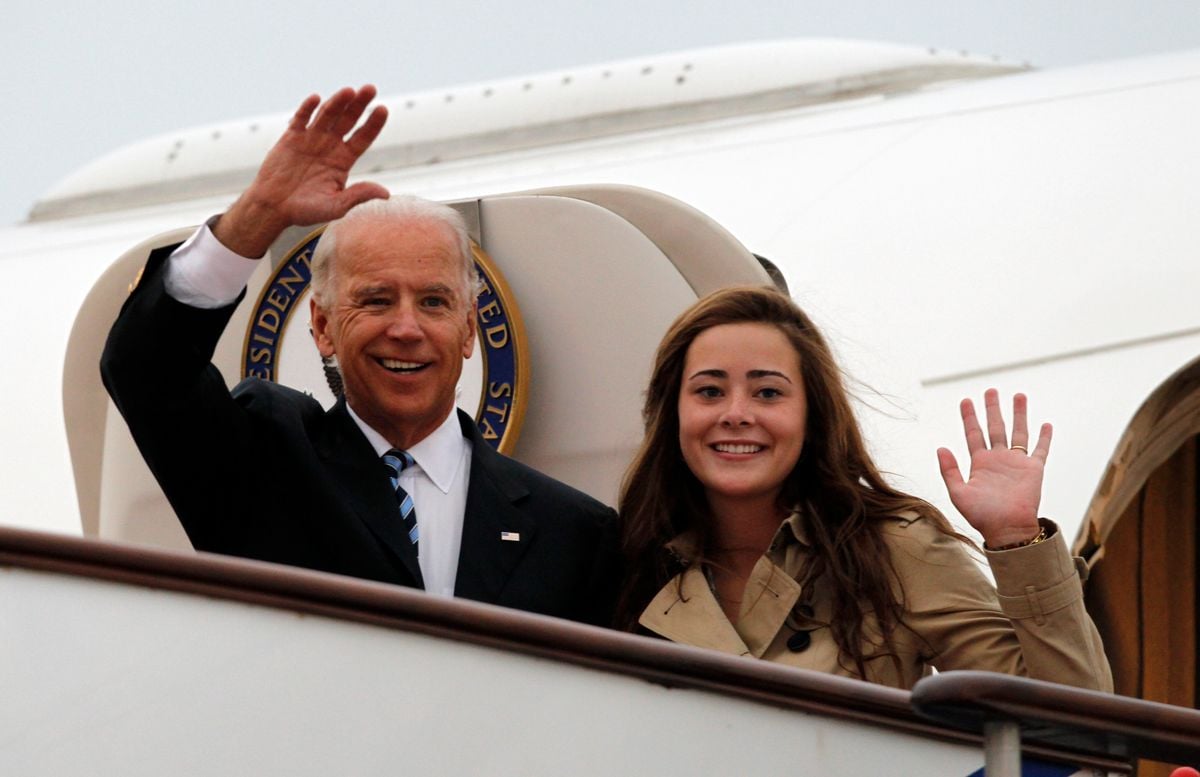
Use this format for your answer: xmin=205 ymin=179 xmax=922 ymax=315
xmin=936 ymin=389 xmax=1049 ymax=549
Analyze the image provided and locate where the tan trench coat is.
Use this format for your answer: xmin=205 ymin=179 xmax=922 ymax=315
xmin=639 ymin=511 xmax=1113 ymax=691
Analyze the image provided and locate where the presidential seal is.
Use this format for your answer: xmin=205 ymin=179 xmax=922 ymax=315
xmin=241 ymin=226 xmax=529 ymax=453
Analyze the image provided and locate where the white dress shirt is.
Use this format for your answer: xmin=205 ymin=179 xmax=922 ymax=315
xmin=345 ymin=403 xmax=471 ymax=597
xmin=163 ymin=223 xmax=473 ymax=596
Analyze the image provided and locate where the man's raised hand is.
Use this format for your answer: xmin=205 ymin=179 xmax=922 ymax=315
xmin=215 ymin=85 xmax=390 ymax=258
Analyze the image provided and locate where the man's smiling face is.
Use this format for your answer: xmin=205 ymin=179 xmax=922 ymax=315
xmin=310 ymin=216 xmax=476 ymax=449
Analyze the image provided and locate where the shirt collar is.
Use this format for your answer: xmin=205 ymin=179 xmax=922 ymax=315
xmin=345 ymin=403 xmax=465 ymax=494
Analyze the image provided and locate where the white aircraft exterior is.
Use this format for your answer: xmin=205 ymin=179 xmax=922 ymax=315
xmin=6 ymin=39 xmax=1197 ymax=549
xmin=3 ymin=40 xmax=1200 ymax=771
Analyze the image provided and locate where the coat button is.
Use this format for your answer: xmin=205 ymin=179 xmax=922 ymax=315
xmin=787 ymin=630 xmax=812 ymax=653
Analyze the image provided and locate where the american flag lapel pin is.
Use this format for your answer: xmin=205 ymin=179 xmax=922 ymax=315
xmin=500 ymin=531 xmax=521 ymax=542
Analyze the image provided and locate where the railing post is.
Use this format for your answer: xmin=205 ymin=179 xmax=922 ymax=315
xmin=983 ymin=719 xmax=1022 ymax=777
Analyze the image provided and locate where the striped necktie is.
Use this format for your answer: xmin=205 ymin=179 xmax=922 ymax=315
xmin=382 ymin=449 xmax=419 ymax=549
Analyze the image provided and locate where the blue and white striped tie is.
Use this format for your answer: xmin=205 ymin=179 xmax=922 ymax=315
xmin=382 ymin=449 xmax=419 ymax=549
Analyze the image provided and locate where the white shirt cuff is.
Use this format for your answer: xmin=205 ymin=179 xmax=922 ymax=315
xmin=164 ymin=220 xmax=262 ymax=308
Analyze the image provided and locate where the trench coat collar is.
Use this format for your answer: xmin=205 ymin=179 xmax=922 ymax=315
xmin=661 ymin=509 xmax=812 ymax=564
xmin=643 ymin=520 xmax=806 ymax=659
xmin=645 ymin=508 xmax=924 ymax=659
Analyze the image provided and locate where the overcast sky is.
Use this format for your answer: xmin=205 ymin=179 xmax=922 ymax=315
xmin=4 ymin=0 xmax=1199 ymax=226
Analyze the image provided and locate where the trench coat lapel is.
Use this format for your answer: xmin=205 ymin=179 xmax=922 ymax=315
xmin=640 ymin=558 xmax=802 ymax=659
xmin=452 ymin=412 xmax=536 ymax=604
xmin=734 ymin=557 xmax=803 ymax=657
xmin=317 ymin=400 xmax=424 ymax=588
xmin=640 ymin=567 xmax=753 ymax=656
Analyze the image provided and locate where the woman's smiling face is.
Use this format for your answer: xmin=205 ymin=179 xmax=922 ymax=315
xmin=677 ymin=322 xmax=807 ymax=511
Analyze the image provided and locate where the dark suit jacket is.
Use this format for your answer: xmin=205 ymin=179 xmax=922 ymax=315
xmin=100 ymin=245 xmax=619 ymax=625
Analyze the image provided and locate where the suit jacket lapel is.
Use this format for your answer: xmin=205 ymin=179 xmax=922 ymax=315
xmin=454 ymin=412 xmax=536 ymax=604
xmin=317 ymin=400 xmax=424 ymax=588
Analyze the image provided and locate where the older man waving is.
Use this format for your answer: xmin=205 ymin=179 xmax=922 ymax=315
xmin=101 ymin=86 xmax=618 ymax=624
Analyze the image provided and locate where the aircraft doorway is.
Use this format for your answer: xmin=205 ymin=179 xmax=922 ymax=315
xmin=1078 ymin=357 xmax=1200 ymax=713
xmin=1084 ymin=436 xmax=1198 ymax=705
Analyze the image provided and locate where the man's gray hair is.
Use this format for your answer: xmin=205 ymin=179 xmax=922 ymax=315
xmin=310 ymin=195 xmax=477 ymax=306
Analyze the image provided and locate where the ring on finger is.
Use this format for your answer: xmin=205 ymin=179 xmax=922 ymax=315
xmin=1010 ymin=445 xmax=1028 ymax=454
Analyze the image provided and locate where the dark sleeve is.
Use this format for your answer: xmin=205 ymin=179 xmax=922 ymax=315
xmin=99 ymin=244 xmax=257 ymax=550
xmin=582 ymin=505 xmax=623 ymax=628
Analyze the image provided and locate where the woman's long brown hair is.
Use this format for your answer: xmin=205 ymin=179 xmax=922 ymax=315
xmin=615 ymin=286 xmax=963 ymax=678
